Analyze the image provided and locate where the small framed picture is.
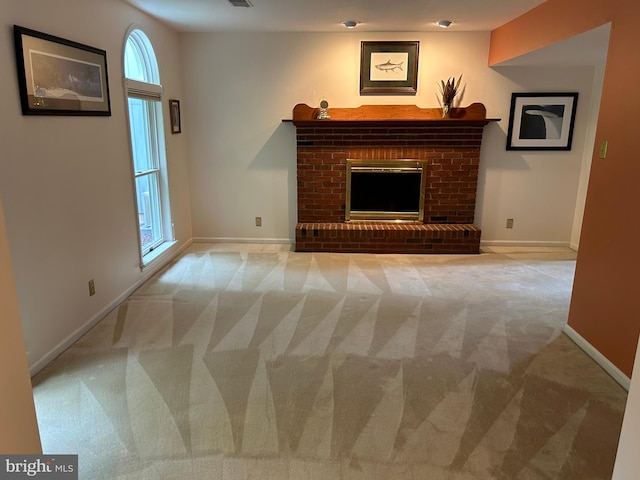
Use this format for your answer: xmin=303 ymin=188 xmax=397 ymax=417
xmin=506 ymin=93 xmax=579 ymax=150
xmin=13 ymin=25 xmax=111 ymax=116
xmin=169 ymin=99 xmax=181 ymax=134
xmin=360 ymin=41 xmax=419 ymax=96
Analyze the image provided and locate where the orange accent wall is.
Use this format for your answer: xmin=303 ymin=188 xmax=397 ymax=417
xmin=0 ymin=197 xmax=42 ymax=453
xmin=490 ymin=0 xmax=640 ymax=376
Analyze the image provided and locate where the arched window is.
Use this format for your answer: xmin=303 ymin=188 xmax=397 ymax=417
xmin=124 ymin=29 xmax=172 ymax=264
xmin=125 ymin=30 xmax=159 ymax=83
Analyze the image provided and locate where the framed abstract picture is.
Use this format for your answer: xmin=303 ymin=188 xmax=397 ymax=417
xmin=506 ymin=93 xmax=578 ymax=150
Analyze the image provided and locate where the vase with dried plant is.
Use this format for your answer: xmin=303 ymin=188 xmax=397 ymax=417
xmin=438 ymin=75 xmax=463 ymax=118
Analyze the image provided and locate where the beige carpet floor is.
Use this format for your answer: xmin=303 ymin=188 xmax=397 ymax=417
xmin=32 ymin=243 xmax=627 ymax=479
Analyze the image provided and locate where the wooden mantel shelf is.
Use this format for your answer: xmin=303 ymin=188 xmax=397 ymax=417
xmin=285 ymin=103 xmax=500 ymax=127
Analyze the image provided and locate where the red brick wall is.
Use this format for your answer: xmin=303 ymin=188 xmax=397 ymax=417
xmin=296 ymin=223 xmax=482 ymax=254
xmin=296 ymin=125 xmax=484 ymax=225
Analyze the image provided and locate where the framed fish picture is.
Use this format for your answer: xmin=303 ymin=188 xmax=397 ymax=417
xmin=360 ymin=41 xmax=419 ymax=95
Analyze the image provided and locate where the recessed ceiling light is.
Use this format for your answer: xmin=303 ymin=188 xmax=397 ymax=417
xmin=343 ymin=20 xmax=359 ymax=29
xmin=437 ymin=20 xmax=453 ymax=28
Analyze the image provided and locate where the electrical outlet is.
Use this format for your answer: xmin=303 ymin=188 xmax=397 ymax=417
xmin=88 ymin=279 xmax=96 ymax=296
xmin=598 ymin=140 xmax=608 ymax=159
xmin=506 ymin=218 xmax=514 ymax=229
xmin=255 ymin=216 xmax=262 ymax=227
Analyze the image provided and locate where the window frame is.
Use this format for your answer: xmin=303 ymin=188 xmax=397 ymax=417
xmin=123 ymin=28 xmax=174 ymax=269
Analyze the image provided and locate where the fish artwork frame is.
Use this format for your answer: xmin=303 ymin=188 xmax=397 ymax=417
xmin=360 ymin=41 xmax=419 ymax=95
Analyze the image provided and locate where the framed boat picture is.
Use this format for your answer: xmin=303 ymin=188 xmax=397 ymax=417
xmin=13 ymin=25 xmax=111 ymax=115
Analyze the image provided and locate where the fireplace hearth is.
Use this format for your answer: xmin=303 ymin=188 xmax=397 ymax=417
xmin=286 ymin=103 xmax=498 ymax=254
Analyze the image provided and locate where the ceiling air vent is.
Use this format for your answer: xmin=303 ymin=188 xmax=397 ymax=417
xmin=228 ymin=0 xmax=253 ymax=6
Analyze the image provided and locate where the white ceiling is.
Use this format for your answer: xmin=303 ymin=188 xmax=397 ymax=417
xmin=124 ymin=0 xmax=548 ymax=33
xmin=124 ymin=0 xmax=610 ymax=66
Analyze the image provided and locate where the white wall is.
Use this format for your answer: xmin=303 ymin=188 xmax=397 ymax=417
xmin=478 ymin=65 xmax=595 ymax=246
xmin=613 ymin=334 xmax=640 ymax=478
xmin=181 ymin=31 xmax=597 ymax=246
xmin=0 ymin=0 xmax=192 ymax=372
xmin=570 ymin=63 xmax=605 ymax=249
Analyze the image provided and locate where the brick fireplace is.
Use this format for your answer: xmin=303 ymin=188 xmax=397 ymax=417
xmin=288 ymin=103 xmax=497 ymax=254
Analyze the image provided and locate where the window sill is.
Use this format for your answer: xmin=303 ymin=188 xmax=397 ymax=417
xmin=141 ymin=240 xmax=177 ymax=270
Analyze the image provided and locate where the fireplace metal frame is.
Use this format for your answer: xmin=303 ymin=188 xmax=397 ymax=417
xmin=345 ymin=159 xmax=426 ymax=223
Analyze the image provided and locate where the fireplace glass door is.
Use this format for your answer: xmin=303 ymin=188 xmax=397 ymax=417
xmin=346 ymin=159 xmax=426 ymax=222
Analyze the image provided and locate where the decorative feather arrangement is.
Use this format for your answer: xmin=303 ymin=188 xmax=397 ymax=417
xmin=439 ymin=74 xmax=463 ymax=106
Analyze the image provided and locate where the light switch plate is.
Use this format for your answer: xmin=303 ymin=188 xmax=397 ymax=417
xmin=598 ymin=140 xmax=608 ymax=159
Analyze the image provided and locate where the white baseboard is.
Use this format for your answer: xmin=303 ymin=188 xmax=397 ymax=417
xmin=480 ymin=240 xmax=571 ymax=248
xmin=193 ymin=237 xmax=293 ymax=245
xmin=196 ymin=238 xmax=569 ymax=249
xmin=29 ymin=238 xmax=193 ymax=377
xmin=563 ymin=324 xmax=631 ymax=391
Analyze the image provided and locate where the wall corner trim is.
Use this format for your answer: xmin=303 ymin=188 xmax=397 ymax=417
xmin=563 ymin=324 xmax=631 ymax=390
